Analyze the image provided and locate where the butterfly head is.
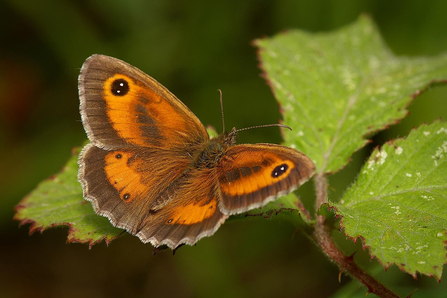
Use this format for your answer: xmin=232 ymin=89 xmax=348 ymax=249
xmin=224 ymin=127 xmax=237 ymax=148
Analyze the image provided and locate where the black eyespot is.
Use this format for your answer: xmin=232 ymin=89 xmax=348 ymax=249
xmin=115 ymin=153 xmax=122 ymax=159
xmin=123 ymin=193 xmax=131 ymax=201
xmin=111 ymin=78 xmax=129 ymax=96
xmin=271 ymin=163 xmax=288 ymax=178
xmin=167 ymin=219 xmax=173 ymax=223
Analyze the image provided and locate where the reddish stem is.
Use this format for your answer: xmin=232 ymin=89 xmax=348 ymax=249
xmin=312 ymin=172 xmax=399 ymax=298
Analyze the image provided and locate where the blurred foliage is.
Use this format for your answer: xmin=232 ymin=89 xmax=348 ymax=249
xmin=1 ymin=0 xmax=447 ymax=297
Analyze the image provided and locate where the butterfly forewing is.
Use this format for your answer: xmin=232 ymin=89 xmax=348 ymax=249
xmin=79 ymin=54 xmax=209 ymax=150
xmin=216 ymin=144 xmax=315 ymax=215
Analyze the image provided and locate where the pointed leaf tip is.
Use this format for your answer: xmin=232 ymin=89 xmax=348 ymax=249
xmin=256 ymin=16 xmax=447 ymax=173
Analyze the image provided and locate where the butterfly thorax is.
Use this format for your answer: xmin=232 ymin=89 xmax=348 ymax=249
xmin=193 ymin=128 xmax=236 ymax=169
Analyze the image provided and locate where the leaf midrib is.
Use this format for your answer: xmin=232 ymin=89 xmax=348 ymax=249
xmin=321 ymin=73 xmax=373 ymax=173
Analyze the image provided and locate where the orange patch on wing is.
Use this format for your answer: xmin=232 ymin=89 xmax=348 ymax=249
xmin=104 ymin=151 xmax=146 ymax=203
xmin=104 ymin=74 xmax=147 ymax=146
xmin=167 ymin=198 xmax=217 ymax=225
xmin=220 ymin=159 xmax=295 ymax=196
xmin=103 ymin=74 xmax=191 ymax=147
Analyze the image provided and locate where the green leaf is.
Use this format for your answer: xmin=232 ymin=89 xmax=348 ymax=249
xmin=333 ymin=121 xmax=447 ymax=279
xmin=14 ymin=147 xmax=123 ymax=246
xmin=207 ymin=126 xmax=219 ymax=139
xmin=255 ymin=15 xmax=447 ymax=173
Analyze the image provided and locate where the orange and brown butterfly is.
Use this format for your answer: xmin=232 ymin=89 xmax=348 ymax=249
xmin=78 ymin=54 xmax=315 ymax=249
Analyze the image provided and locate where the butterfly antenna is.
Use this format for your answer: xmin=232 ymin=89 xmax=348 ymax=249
xmin=217 ymin=89 xmax=291 ymax=134
xmin=235 ymin=123 xmax=292 ymax=133
xmin=218 ymin=89 xmax=226 ymax=134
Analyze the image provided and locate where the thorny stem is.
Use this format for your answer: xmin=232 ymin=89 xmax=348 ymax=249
xmin=312 ymin=172 xmax=399 ymax=298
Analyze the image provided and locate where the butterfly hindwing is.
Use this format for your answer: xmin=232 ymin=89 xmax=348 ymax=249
xmin=134 ymin=167 xmax=228 ymax=248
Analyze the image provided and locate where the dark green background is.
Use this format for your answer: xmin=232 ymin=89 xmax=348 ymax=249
xmin=1 ymin=1 xmax=447 ymax=297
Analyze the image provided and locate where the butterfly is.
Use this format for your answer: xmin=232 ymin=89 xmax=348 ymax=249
xmin=78 ymin=54 xmax=315 ymax=249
